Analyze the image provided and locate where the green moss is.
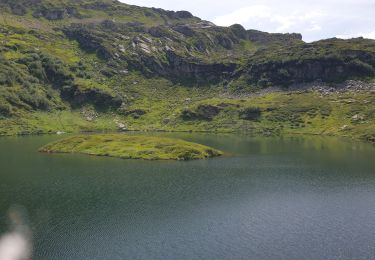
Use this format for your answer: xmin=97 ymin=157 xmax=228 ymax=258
xmin=39 ymin=134 xmax=223 ymax=160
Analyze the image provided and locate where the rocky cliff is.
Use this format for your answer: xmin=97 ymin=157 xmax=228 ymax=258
xmin=0 ymin=0 xmax=374 ymax=115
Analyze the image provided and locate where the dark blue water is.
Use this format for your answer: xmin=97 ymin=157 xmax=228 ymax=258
xmin=0 ymin=134 xmax=374 ymax=259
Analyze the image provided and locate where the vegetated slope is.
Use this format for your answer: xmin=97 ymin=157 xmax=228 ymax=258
xmin=0 ymin=0 xmax=374 ymax=142
xmin=39 ymin=134 xmax=223 ymax=160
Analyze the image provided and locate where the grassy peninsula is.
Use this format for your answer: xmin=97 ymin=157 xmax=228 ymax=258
xmin=39 ymin=134 xmax=223 ymax=160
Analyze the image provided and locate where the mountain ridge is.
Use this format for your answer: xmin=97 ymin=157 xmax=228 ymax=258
xmin=0 ymin=0 xmax=374 ymax=142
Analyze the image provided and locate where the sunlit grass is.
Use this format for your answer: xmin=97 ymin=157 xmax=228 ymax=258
xmin=39 ymin=134 xmax=223 ymax=160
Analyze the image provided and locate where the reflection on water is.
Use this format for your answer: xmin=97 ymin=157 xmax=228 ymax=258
xmin=0 ymin=134 xmax=374 ymax=259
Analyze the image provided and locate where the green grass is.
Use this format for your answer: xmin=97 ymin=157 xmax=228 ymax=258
xmin=39 ymin=134 xmax=223 ymax=160
xmin=1 ymin=85 xmax=373 ymax=144
xmin=0 ymin=1 xmax=374 ymax=145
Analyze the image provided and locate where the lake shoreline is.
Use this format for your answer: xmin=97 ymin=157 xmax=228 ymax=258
xmin=1 ymin=86 xmax=373 ymax=144
xmin=1 ymin=128 xmax=373 ymax=146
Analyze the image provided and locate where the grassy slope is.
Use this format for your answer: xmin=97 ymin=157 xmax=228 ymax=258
xmin=2 ymin=81 xmax=374 ymax=143
xmin=39 ymin=134 xmax=223 ymax=160
xmin=0 ymin=16 xmax=373 ymax=142
xmin=0 ymin=1 xmax=373 ymax=144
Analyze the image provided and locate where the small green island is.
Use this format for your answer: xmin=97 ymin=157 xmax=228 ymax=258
xmin=39 ymin=134 xmax=223 ymax=161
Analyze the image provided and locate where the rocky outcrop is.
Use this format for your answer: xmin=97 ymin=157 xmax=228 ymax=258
xmin=63 ymin=25 xmax=113 ymax=59
xmin=243 ymin=57 xmax=375 ymax=87
xmin=0 ymin=0 xmax=38 ymax=16
xmin=246 ymin=30 xmax=303 ymax=44
xmin=148 ymin=26 xmax=175 ymax=38
xmin=152 ymin=8 xmax=195 ymax=20
xmin=121 ymin=109 xmax=147 ymax=119
xmin=81 ymin=2 xmax=113 ymax=11
xmin=10 ymin=4 xmax=27 ymax=16
xmin=173 ymin=11 xmax=194 ymax=19
xmin=228 ymin=25 xmax=303 ymax=44
xmin=239 ymin=107 xmax=262 ymax=120
xmin=229 ymin=24 xmax=248 ymax=39
xmin=172 ymin=25 xmax=195 ymax=37
xmin=165 ymin=51 xmax=237 ymax=83
xmin=181 ymin=104 xmax=222 ymax=121
xmin=61 ymin=85 xmax=122 ymax=109
xmin=20 ymin=0 xmax=373 ymax=89
xmin=124 ymin=45 xmax=237 ymax=84
xmin=32 ymin=6 xmax=80 ymax=20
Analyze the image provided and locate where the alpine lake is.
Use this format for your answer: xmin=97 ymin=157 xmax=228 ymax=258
xmin=0 ymin=133 xmax=375 ymax=260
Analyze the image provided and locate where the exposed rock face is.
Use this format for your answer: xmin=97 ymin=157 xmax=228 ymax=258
xmin=172 ymin=25 xmax=195 ymax=37
xmin=63 ymin=25 xmax=113 ymax=59
xmin=81 ymin=2 xmax=113 ymax=11
xmin=243 ymin=57 xmax=375 ymax=87
xmin=215 ymin=34 xmax=236 ymax=49
xmin=128 ymin=48 xmax=237 ymax=84
xmin=246 ymin=30 xmax=303 ymax=44
xmin=174 ymin=11 xmax=194 ymax=19
xmin=10 ymin=4 xmax=27 ymax=15
xmin=181 ymin=104 xmax=222 ymax=121
xmin=32 ymin=6 xmax=80 ymax=20
xmin=164 ymin=51 xmax=237 ymax=83
xmin=228 ymin=25 xmax=303 ymax=44
xmin=229 ymin=24 xmax=248 ymax=39
xmin=239 ymin=107 xmax=262 ymax=121
xmin=33 ymin=8 xmax=66 ymax=20
xmin=8 ymin=0 xmax=373 ymax=90
xmin=122 ymin=109 xmax=147 ymax=119
xmin=196 ymin=105 xmax=221 ymax=120
xmin=148 ymin=26 xmax=174 ymax=38
xmin=61 ymin=85 xmax=122 ymax=109
xmin=1 ymin=0 xmax=40 ymax=16
xmin=62 ymin=17 xmax=375 ymax=87
xmin=152 ymin=8 xmax=194 ymax=20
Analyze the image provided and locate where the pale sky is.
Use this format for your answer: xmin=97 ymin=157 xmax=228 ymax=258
xmin=121 ymin=0 xmax=375 ymax=42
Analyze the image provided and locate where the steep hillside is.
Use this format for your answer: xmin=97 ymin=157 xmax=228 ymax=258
xmin=236 ymin=38 xmax=375 ymax=88
xmin=0 ymin=0 xmax=374 ymax=142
